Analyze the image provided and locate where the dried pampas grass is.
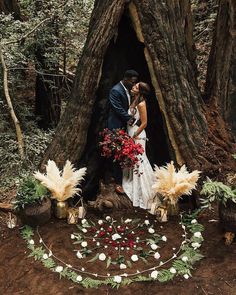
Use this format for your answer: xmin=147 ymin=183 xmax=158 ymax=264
xmin=152 ymin=161 xmax=200 ymax=205
xmin=34 ymin=160 xmax=87 ymax=202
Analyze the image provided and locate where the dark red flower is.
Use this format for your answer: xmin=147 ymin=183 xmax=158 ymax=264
xmin=99 ymin=128 xmax=144 ymax=170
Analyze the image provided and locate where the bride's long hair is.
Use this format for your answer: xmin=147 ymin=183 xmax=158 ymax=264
xmin=130 ymin=82 xmax=150 ymax=115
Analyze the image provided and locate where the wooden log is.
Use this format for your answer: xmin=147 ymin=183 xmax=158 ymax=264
xmin=0 ymin=202 xmax=14 ymax=211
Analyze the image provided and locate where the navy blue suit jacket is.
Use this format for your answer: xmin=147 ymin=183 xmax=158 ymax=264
xmin=107 ymin=82 xmax=132 ymax=130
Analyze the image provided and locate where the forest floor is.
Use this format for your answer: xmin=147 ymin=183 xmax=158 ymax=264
xmin=0 ymin=203 xmax=236 ymax=295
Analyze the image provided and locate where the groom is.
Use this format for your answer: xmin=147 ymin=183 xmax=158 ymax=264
xmin=107 ymin=69 xmax=139 ymax=194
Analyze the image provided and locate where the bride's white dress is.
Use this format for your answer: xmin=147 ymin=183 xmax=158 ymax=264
xmin=122 ymin=106 xmax=156 ymax=210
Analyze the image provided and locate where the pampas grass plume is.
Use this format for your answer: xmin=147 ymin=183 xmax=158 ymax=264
xmin=34 ymin=160 xmax=87 ymax=202
xmin=152 ymin=161 xmax=200 ymax=205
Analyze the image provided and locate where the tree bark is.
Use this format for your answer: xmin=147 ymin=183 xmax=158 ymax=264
xmin=205 ymin=0 xmax=236 ymax=137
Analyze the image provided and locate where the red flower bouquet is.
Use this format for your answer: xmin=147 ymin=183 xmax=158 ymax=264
xmin=99 ymin=128 xmax=144 ymax=169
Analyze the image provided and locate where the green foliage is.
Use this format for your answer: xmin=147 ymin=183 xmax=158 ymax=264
xmin=157 ymin=270 xmax=175 ymax=282
xmin=81 ymin=277 xmax=104 ymax=289
xmin=172 ymin=259 xmax=192 ymax=275
xmin=13 ymin=176 xmax=48 ymax=210
xmin=200 ymin=177 xmax=236 ymax=208
xmin=29 ymin=246 xmax=45 ymax=260
xmin=42 ymin=258 xmax=56 ymax=269
xmin=0 ymin=107 xmax=54 ymax=198
xmin=21 ymin=225 xmax=34 ymax=240
xmin=180 ymin=244 xmax=204 ymax=264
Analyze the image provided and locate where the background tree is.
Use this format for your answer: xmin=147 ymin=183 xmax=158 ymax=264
xmin=205 ymin=0 xmax=236 ymax=137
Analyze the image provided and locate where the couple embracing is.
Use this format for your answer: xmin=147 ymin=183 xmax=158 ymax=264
xmin=107 ymin=70 xmax=156 ymax=210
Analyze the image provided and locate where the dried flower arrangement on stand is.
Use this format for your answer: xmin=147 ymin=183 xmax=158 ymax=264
xmin=152 ymin=162 xmax=200 ymax=221
xmin=34 ymin=160 xmax=87 ymax=220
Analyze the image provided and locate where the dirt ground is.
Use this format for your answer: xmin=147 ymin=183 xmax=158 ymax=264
xmin=0 ymin=205 xmax=236 ymax=295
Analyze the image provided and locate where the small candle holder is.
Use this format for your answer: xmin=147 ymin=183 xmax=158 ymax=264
xmin=67 ymin=208 xmax=80 ymax=224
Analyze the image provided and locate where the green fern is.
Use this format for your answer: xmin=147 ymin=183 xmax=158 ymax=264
xmin=172 ymin=260 xmax=191 ymax=275
xmin=200 ymin=178 xmax=236 ymax=207
xmin=157 ymin=270 xmax=175 ymax=282
xmin=28 ymin=246 xmax=45 ymax=260
xmin=81 ymin=277 xmax=104 ymax=288
xmin=42 ymin=258 xmax=56 ymax=269
xmin=21 ymin=225 xmax=34 ymax=240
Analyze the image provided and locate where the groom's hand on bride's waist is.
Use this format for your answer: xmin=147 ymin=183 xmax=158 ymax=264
xmin=128 ymin=117 xmax=136 ymax=126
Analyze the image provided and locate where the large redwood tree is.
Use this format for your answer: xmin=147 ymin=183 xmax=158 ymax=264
xmin=40 ymin=0 xmax=235 ymax=197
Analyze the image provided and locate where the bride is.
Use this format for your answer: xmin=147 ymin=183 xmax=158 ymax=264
xmin=122 ymin=82 xmax=157 ymax=210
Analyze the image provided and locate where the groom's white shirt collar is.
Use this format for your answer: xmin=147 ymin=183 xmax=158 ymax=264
xmin=120 ymin=81 xmax=131 ymax=105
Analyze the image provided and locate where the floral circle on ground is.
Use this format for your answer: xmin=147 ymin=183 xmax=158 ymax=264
xmin=21 ymin=211 xmax=204 ymax=288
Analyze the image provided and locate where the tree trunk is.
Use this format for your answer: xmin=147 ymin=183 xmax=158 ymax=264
xmin=40 ymin=0 xmax=235 ymax=198
xmin=205 ymin=0 xmax=236 ymax=137
xmin=0 ymin=0 xmax=22 ymax=20
xmin=34 ymin=1 xmax=61 ymax=130
xmin=35 ymin=45 xmax=61 ymax=130
xmin=40 ymin=0 xmax=126 ymax=169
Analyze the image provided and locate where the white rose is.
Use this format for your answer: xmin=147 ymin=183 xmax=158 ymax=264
xmin=81 ymin=241 xmax=88 ymax=247
xmin=184 ymin=274 xmax=189 ymax=279
xmin=191 ymin=219 xmax=197 ymax=224
xmin=70 ymin=234 xmax=75 ymax=239
xmin=96 ymin=242 xmax=100 ymax=246
xmin=194 ymin=232 xmax=202 ymax=238
xmin=120 ymin=263 xmax=127 ymax=269
xmin=82 ymin=228 xmax=87 ymax=233
xmin=29 ymin=239 xmax=35 ymax=245
xmin=148 ymin=228 xmax=155 ymax=234
xmin=55 ymin=266 xmax=63 ymax=273
xmin=99 ymin=253 xmax=106 ymax=261
xmin=154 ymin=252 xmax=160 ymax=260
xmin=191 ymin=242 xmax=201 ymax=249
xmin=113 ymin=275 xmax=122 ymax=283
xmin=43 ymin=254 xmax=48 ymax=260
xmin=112 ymin=233 xmax=121 ymax=240
xmin=182 ymin=256 xmax=188 ymax=262
xmin=81 ymin=267 xmax=85 ymax=271
xmin=151 ymin=244 xmax=158 ymax=250
xmin=76 ymin=251 xmax=83 ymax=259
xmin=76 ymin=275 xmax=83 ymax=282
xmin=150 ymin=270 xmax=159 ymax=279
xmin=98 ymin=220 xmax=103 ymax=225
xmin=144 ymin=220 xmax=150 ymax=225
xmin=161 ymin=235 xmax=167 ymax=242
xmin=105 ymin=216 xmax=111 ymax=221
xmin=169 ymin=267 xmax=176 ymax=274
xmin=131 ymin=255 xmax=139 ymax=262
xmin=81 ymin=219 xmax=87 ymax=224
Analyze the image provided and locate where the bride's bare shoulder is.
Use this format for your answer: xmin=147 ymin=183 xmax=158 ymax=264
xmin=137 ymin=101 xmax=146 ymax=108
